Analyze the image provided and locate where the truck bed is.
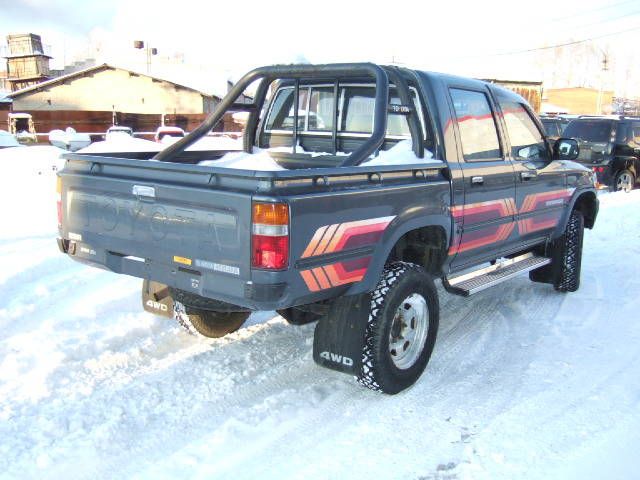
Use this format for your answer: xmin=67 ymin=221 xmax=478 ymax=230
xmin=58 ymin=151 xmax=449 ymax=309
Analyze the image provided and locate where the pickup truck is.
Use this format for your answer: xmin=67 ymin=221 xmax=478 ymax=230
xmin=57 ymin=63 xmax=598 ymax=394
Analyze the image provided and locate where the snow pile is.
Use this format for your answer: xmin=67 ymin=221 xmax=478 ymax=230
xmin=48 ymin=128 xmax=92 ymax=152
xmin=77 ymin=136 xmax=161 ymax=154
xmin=362 ymin=139 xmax=441 ymax=166
xmin=198 ymin=147 xmax=286 ymax=171
xmin=187 ymin=134 xmax=243 ymax=151
xmin=0 ymin=145 xmax=65 ymax=176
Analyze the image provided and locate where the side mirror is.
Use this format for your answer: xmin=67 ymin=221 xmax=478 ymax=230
xmin=553 ymin=138 xmax=579 ymax=160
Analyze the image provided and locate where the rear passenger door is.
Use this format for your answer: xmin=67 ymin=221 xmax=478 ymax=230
xmin=448 ymin=87 xmax=518 ymax=269
xmin=495 ymin=93 xmax=568 ymax=245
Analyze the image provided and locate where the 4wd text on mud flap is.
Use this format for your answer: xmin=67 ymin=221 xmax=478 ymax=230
xmin=320 ymin=351 xmax=354 ymax=367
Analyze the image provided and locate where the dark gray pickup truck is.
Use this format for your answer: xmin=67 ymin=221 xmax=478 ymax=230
xmin=57 ymin=63 xmax=598 ymax=393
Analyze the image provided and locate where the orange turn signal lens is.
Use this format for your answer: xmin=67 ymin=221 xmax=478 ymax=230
xmin=252 ymin=203 xmax=289 ymax=226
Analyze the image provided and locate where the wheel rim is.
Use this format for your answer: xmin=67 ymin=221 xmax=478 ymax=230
xmin=617 ymin=173 xmax=633 ymax=192
xmin=388 ymin=293 xmax=429 ymax=370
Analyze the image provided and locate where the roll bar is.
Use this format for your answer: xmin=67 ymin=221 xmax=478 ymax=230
xmin=152 ymin=63 xmax=423 ymax=166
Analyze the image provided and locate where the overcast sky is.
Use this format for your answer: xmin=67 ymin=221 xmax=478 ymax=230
xmin=2 ymin=0 xmax=639 ymax=95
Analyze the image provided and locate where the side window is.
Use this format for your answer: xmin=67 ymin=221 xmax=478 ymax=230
xmin=449 ymin=88 xmax=501 ymax=161
xmin=264 ymin=87 xmax=307 ymax=131
xmin=498 ymin=97 xmax=549 ymax=161
xmin=632 ymin=122 xmax=640 ymax=145
xmin=308 ymin=87 xmax=334 ymax=131
xmin=340 ymin=86 xmax=420 ymax=137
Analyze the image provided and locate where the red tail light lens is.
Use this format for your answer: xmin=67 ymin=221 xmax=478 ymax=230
xmin=251 ymin=202 xmax=289 ymax=270
xmin=252 ymin=234 xmax=288 ymax=269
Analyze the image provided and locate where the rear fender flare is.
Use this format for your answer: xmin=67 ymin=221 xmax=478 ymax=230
xmin=345 ymin=214 xmax=451 ymax=296
xmin=611 ymin=156 xmax=638 ymax=175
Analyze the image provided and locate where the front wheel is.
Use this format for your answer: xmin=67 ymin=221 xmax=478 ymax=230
xmin=614 ymin=169 xmax=635 ymax=192
xmin=554 ymin=209 xmax=584 ymax=292
xmin=357 ymin=262 xmax=439 ymax=394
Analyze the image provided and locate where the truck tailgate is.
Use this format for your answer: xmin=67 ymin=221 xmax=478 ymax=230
xmin=59 ymin=163 xmax=252 ymax=301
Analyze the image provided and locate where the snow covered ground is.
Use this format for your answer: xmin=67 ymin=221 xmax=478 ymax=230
xmin=1 ymin=147 xmax=639 ymax=480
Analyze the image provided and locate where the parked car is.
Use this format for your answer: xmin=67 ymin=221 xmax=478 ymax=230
xmin=49 ymin=127 xmax=92 ymax=152
xmin=563 ymin=116 xmax=640 ymax=192
xmin=105 ymin=125 xmax=134 ymax=141
xmin=7 ymin=113 xmax=37 ymax=144
xmin=154 ymin=126 xmax=185 ymax=143
xmin=56 ymin=63 xmax=598 ymax=394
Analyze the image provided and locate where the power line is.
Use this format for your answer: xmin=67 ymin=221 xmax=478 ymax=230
xmin=560 ymin=9 xmax=640 ymax=32
xmin=549 ymin=0 xmax=637 ymax=22
xmin=492 ymin=26 xmax=640 ymax=57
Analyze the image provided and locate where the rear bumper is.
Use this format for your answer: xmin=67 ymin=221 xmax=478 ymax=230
xmin=57 ymin=237 xmax=290 ymax=310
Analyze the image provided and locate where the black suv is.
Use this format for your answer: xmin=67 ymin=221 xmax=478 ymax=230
xmin=563 ymin=116 xmax=640 ymax=192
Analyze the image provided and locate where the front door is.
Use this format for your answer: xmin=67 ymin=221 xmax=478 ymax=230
xmin=495 ymin=94 xmax=568 ymax=245
xmin=448 ymin=87 xmax=517 ymax=270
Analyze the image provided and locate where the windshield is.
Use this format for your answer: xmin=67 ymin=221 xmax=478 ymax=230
xmin=563 ymin=120 xmax=613 ymax=143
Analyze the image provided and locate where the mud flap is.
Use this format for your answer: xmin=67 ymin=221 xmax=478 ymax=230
xmin=142 ymin=280 xmax=174 ymax=318
xmin=313 ymin=293 xmax=370 ymax=376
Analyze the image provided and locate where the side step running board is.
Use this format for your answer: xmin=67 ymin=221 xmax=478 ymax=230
xmin=444 ymin=252 xmax=551 ymax=296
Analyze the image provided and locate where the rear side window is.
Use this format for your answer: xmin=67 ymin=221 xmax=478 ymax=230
xmin=541 ymin=119 xmax=560 ymax=137
xmin=449 ymin=88 xmax=501 ymax=161
xmin=498 ymin=98 xmax=549 ymax=161
xmin=563 ymin=120 xmax=614 ymax=143
xmin=631 ymin=122 xmax=640 ymax=145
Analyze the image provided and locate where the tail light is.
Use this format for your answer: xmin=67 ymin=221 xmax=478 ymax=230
xmin=592 ymin=167 xmax=605 ymax=173
xmin=252 ymin=202 xmax=289 ymax=270
xmin=56 ymin=176 xmax=62 ymax=229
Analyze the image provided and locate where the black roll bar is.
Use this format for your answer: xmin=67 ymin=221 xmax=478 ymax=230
xmin=382 ymin=66 xmax=424 ymax=159
xmin=153 ymin=63 xmax=389 ymax=166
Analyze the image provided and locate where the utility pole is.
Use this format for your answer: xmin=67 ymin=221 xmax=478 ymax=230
xmin=596 ymin=48 xmax=609 ymax=115
xmin=133 ymin=40 xmax=157 ymax=74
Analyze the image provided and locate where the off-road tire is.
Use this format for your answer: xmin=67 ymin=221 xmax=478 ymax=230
xmin=174 ymin=301 xmax=250 ymax=338
xmin=613 ymin=169 xmax=635 ymax=192
xmin=554 ymin=209 xmax=584 ymax=292
xmin=276 ymin=308 xmax=322 ymax=325
xmin=357 ymin=262 xmax=439 ymax=394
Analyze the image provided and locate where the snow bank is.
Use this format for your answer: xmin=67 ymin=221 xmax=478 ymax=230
xmin=0 ymin=130 xmax=21 ymax=149
xmin=1 ymin=144 xmax=640 ymax=480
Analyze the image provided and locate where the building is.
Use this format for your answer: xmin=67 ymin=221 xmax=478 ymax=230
xmin=3 ymin=33 xmax=52 ymax=91
xmin=542 ymin=87 xmax=614 ymax=115
xmin=483 ymin=79 xmax=543 ymax=113
xmin=7 ymin=63 xmax=220 ymax=114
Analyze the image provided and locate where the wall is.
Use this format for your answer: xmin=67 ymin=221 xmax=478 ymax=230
xmin=11 ymin=67 xmax=211 ymax=114
xmin=543 ymin=88 xmax=614 ymax=115
xmin=0 ymin=109 xmax=241 ymax=142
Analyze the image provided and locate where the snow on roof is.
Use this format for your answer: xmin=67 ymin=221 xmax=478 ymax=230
xmin=5 ymin=63 xmax=231 ymax=100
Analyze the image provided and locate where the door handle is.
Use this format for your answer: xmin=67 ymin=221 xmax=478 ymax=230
xmin=521 ymin=171 xmax=537 ymax=180
xmin=471 ymin=176 xmax=484 ymax=185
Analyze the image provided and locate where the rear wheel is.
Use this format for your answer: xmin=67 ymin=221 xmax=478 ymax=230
xmin=614 ymin=169 xmax=635 ymax=192
xmin=357 ymin=262 xmax=439 ymax=394
xmin=174 ymin=302 xmax=250 ymax=338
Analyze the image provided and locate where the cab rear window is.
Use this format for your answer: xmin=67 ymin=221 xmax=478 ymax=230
xmin=265 ymin=85 xmax=424 ymax=139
